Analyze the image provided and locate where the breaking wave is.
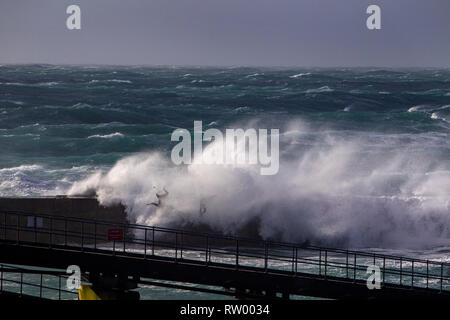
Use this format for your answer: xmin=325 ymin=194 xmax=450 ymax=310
xmin=69 ymin=123 xmax=450 ymax=249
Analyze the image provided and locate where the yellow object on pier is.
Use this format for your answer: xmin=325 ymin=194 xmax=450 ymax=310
xmin=78 ymin=285 xmax=102 ymax=300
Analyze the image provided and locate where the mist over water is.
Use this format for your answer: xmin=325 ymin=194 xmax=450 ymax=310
xmin=1 ymin=65 xmax=449 ymax=249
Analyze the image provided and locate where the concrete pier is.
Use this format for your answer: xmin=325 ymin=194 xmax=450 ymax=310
xmin=0 ymin=196 xmax=127 ymax=223
xmin=0 ymin=196 xmax=128 ymax=245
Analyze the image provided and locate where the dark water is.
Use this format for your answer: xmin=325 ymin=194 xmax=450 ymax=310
xmin=0 ymin=65 xmax=449 ymax=249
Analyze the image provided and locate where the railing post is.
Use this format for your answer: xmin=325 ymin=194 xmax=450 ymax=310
xmin=123 ymin=228 xmax=126 ymax=253
xmin=175 ymin=233 xmax=178 ymax=262
xmin=292 ymin=247 xmax=295 ymax=273
xmin=34 ymin=218 xmax=37 ymax=243
xmin=180 ymin=233 xmax=183 ymax=259
xmin=64 ymin=219 xmax=67 ymax=246
xmin=152 ymin=226 xmax=155 ymax=256
xmin=40 ymin=273 xmax=43 ymax=298
xmin=426 ymin=260 xmax=429 ymax=289
xmin=144 ymin=229 xmax=147 ymax=259
xmin=319 ymin=249 xmax=322 ymax=276
xmin=353 ymin=254 xmax=356 ymax=282
xmin=16 ymin=215 xmax=19 ymax=244
xmin=264 ymin=242 xmax=268 ymax=272
xmin=123 ymin=230 xmax=126 ymax=253
xmin=400 ymin=258 xmax=402 ymax=285
xmin=59 ymin=275 xmax=62 ymax=300
xmin=20 ymin=272 xmax=23 ymax=296
xmin=205 ymin=236 xmax=209 ymax=265
xmin=324 ymin=250 xmax=327 ymax=279
xmin=49 ymin=216 xmax=53 ymax=248
xmin=441 ymin=263 xmax=444 ymax=292
xmin=236 ymin=239 xmax=239 ymax=268
xmin=346 ymin=250 xmax=349 ymax=278
xmin=3 ymin=213 xmax=6 ymax=241
xmin=81 ymin=221 xmax=83 ymax=250
xmin=411 ymin=261 xmax=414 ymax=288
xmin=94 ymin=221 xmax=97 ymax=249
xmin=383 ymin=257 xmax=386 ymax=285
xmin=295 ymin=247 xmax=298 ymax=275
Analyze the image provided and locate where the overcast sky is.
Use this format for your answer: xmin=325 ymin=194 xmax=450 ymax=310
xmin=0 ymin=0 xmax=449 ymax=67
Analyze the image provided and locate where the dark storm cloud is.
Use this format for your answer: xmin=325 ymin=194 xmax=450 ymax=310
xmin=0 ymin=0 xmax=449 ymax=67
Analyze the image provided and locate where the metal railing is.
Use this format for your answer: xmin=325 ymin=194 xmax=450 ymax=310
xmin=0 ymin=263 xmax=78 ymax=300
xmin=1 ymin=210 xmax=450 ymax=293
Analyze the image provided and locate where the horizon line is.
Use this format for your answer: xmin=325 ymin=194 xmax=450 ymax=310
xmin=1 ymin=62 xmax=449 ymax=70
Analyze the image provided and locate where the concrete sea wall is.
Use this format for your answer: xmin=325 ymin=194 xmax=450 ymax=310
xmin=0 ymin=197 xmax=127 ymax=222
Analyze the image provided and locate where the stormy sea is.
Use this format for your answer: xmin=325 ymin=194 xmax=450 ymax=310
xmin=0 ymin=65 xmax=449 ymax=298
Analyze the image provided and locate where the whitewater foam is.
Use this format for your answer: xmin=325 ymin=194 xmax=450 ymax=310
xmin=0 ymin=164 xmax=43 ymax=173
xmin=305 ymin=86 xmax=334 ymax=93
xmin=87 ymin=132 xmax=124 ymax=139
xmin=289 ymin=73 xmax=311 ymax=78
xmin=245 ymin=73 xmax=262 ymax=78
xmin=431 ymin=112 xmax=449 ymax=123
xmin=68 ymin=123 xmax=450 ymax=249
xmin=89 ymin=79 xmax=132 ymax=84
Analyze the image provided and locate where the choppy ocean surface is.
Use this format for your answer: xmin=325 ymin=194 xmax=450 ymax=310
xmin=0 ymin=65 xmax=449 ymax=251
